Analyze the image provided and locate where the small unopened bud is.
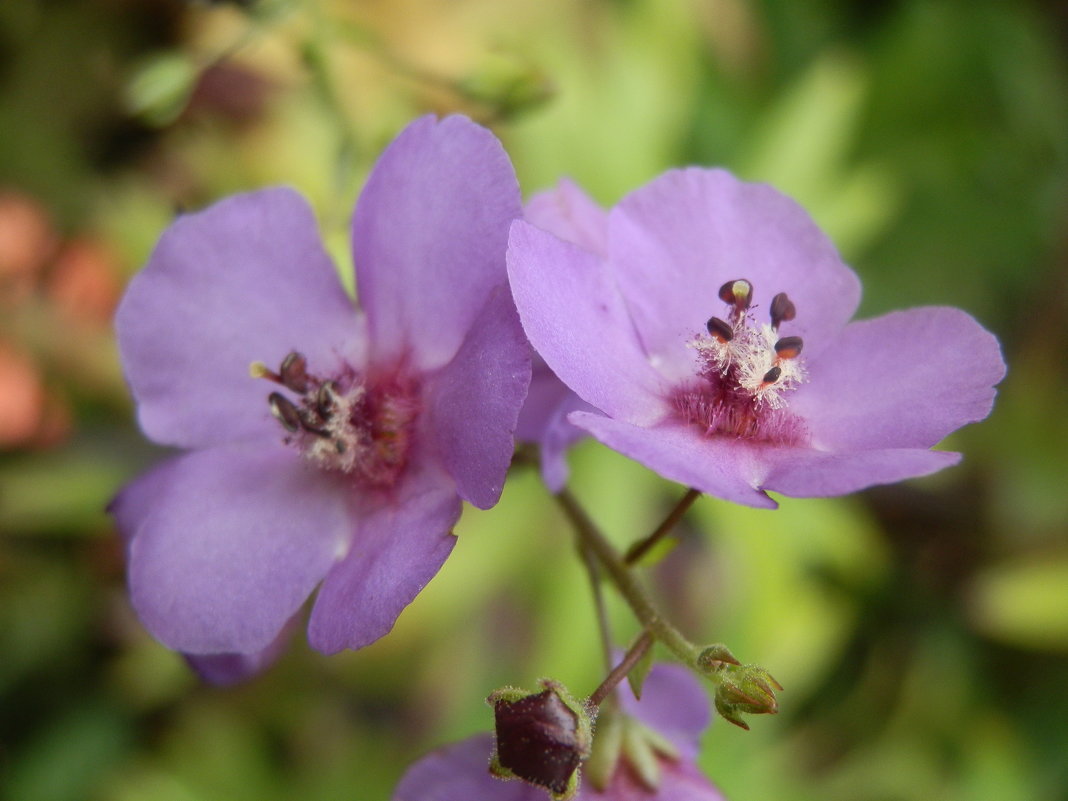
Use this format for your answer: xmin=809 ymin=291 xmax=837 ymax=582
xmin=456 ymin=53 xmax=555 ymax=120
xmin=718 ymin=279 xmax=753 ymax=312
xmin=488 ymin=680 xmax=594 ymax=800
xmin=696 ymin=646 xmax=781 ymax=730
xmin=696 ymin=643 xmax=741 ymax=669
xmin=712 ymin=664 xmax=783 ymax=731
xmin=124 ymin=52 xmax=199 ymax=127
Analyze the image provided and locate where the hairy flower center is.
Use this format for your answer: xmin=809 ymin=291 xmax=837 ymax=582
xmin=672 ymin=278 xmax=808 ymax=444
xmin=252 ymin=352 xmax=417 ymax=486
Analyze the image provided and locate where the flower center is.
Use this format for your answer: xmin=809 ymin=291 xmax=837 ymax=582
xmin=251 ymin=352 xmax=417 ymax=486
xmin=672 ymin=278 xmax=808 ymax=444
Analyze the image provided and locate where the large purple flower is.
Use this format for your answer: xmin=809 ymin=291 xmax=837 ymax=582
xmin=515 ymin=179 xmax=606 ymax=491
xmin=508 ymin=169 xmax=1006 ymax=508
xmin=110 ymin=115 xmax=529 ymax=673
xmin=392 ymin=663 xmax=724 ymax=801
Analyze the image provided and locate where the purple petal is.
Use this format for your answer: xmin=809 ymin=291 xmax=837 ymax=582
xmin=515 ymin=363 xmax=594 ymax=492
xmin=586 ymin=759 xmax=725 ymax=801
xmin=587 ymin=759 xmax=725 ymax=801
xmin=790 ymin=306 xmax=1006 ymax=451
xmin=618 ymin=663 xmax=710 ymax=760
xmin=116 ymin=187 xmax=361 ymax=449
xmin=126 ymin=442 xmax=352 ymax=654
xmin=307 ymin=461 xmax=460 ymax=654
xmin=569 ymin=412 xmax=777 ymax=509
xmin=508 ymin=221 xmax=668 ymax=425
xmin=354 ymin=115 xmax=521 ymax=372
xmin=392 ymin=734 xmax=543 ymax=801
xmin=425 ymin=288 xmax=531 ymax=509
xmin=608 ymin=169 xmax=861 ymax=380
xmin=109 ymin=455 xmax=184 ymax=552
xmin=185 ymin=614 xmax=298 ymax=685
xmin=525 ymin=178 xmax=609 ymax=256
xmin=762 ymin=447 xmax=961 ymax=498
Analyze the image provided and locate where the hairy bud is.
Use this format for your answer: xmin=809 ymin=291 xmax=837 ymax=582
xmin=488 ymin=680 xmax=594 ymax=800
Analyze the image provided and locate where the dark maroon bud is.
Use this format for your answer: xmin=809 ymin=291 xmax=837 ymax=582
xmin=317 ymin=381 xmax=337 ymax=418
xmin=770 ymin=293 xmax=796 ymax=330
xmin=268 ymin=392 xmax=301 ymax=432
xmin=706 ymin=316 xmax=733 ymax=343
xmin=490 ymin=683 xmax=593 ymax=798
xmin=279 ymin=351 xmax=310 ymax=393
xmin=718 ymin=279 xmax=752 ymax=311
xmin=774 ymin=336 xmax=803 ymax=359
xmin=762 ymin=366 xmax=782 ymax=384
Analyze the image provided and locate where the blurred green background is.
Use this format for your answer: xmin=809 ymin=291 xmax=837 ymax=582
xmin=2 ymin=1 xmax=1066 ymax=799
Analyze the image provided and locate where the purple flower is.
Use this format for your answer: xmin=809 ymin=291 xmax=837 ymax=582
xmin=508 ymin=169 xmax=1006 ymax=508
xmin=109 ymin=115 xmax=530 ymax=674
xmin=392 ymin=664 xmax=724 ymax=801
xmin=515 ymin=179 xmax=606 ymax=491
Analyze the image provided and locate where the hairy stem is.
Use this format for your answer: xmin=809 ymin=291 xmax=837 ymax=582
xmin=588 ymin=630 xmax=654 ymax=708
xmin=577 ymin=537 xmax=615 ymax=673
xmin=556 ymin=489 xmax=700 ymax=669
xmin=624 ymin=487 xmax=702 ymax=565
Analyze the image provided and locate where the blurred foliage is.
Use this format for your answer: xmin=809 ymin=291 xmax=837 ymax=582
xmin=1 ymin=0 xmax=1066 ymax=799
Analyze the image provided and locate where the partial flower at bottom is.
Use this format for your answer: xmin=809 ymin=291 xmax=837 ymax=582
xmin=392 ymin=664 xmax=724 ymax=801
xmin=507 ymin=169 xmax=1006 ymax=508
xmin=109 ymin=115 xmax=530 ymax=678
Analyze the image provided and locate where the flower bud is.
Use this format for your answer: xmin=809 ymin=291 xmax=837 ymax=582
xmin=488 ymin=680 xmax=594 ymax=800
xmin=696 ymin=646 xmax=781 ymax=730
xmin=712 ymin=664 xmax=783 ymax=731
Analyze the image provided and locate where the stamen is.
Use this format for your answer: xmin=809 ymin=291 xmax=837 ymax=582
xmin=773 ymin=336 xmax=803 ymax=359
xmin=316 ymin=381 xmax=337 ymax=419
xmin=296 ymin=407 xmax=329 ymax=437
xmin=718 ymin=279 xmax=753 ymax=313
xmin=761 ymin=366 xmax=782 ymax=384
xmin=250 ymin=361 xmax=281 ymax=383
xmin=268 ymin=391 xmax=301 ymax=432
xmin=279 ymin=351 xmax=310 ymax=393
xmin=769 ymin=293 xmax=796 ymax=330
xmin=706 ymin=316 xmax=734 ymax=343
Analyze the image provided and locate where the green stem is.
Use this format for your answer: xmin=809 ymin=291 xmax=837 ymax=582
xmin=577 ymin=537 xmax=615 ymax=673
xmin=556 ymin=489 xmax=700 ymax=669
xmin=588 ymin=630 xmax=653 ymax=708
xmin=304 ymin=0 xmax=359 ymax=208
xmin=624 ymin=487 xmax=701 ymax=565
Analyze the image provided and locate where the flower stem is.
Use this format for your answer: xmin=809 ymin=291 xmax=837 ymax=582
xmin=577 ymin=537 xmax=615 ymax=673
xmin=624 ymin=487 xmax=701 ymax=565
xmin=556 ymin=489 xmax=700 ymax=669
xmin=588 ymin=630 xmax=653 ymax=708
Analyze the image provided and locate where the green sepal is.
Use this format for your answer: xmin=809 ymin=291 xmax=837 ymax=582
xmin=626 ymin=635 xmax=655 ymax=700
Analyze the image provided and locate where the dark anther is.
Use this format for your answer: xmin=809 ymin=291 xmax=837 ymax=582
xmin=718 ymin=279 xmax=753 ymax=311
xmin=317 ymin=381 xmax=337 ymax=419
xmin=279 ymin=351 xmax=310 ymax=393
xmin=706 ymin=316 xmax=734 ymax=343
xmin=774 ymin=336 xmax=803 ymax=359
xmin=268 ymin=392 xmax=301 ymax=432
xmin=770 ymin=293 xmax=796 ymax=330
xmin=297 ymin=407 xmax=329 ymax=437
xmin=762 ymin=366 xmax=782 ymax=384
